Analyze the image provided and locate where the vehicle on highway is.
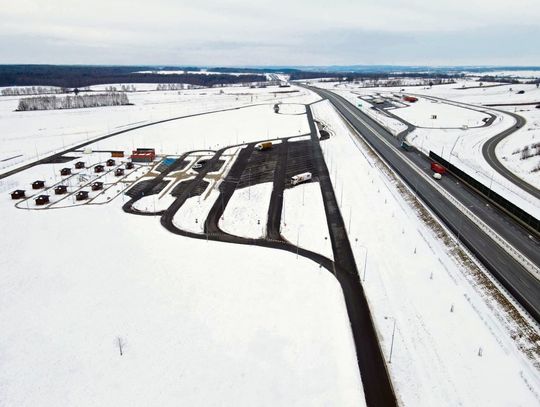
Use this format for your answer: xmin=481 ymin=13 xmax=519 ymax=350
xmin=291 ymin=172 xmax=312 ymax=186
xmin=255 ymin=141 xmax=273 ymax=151
xmin=433 ymin=172 xmax=442 ymax=180
xmin=401 ymin=141 xmax=413 ymax=151
xmin=431 ymin=162 xmax=446 ymax=175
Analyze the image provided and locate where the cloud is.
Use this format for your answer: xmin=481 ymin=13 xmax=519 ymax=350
xmin=1 ymin=0 xmax=539 ymax=65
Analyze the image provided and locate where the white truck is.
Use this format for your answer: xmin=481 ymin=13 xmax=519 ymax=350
xmin=291 ymin=172 xmax=312 ymax=186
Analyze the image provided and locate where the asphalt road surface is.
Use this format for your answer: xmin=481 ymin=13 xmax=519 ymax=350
xmin=308 ymin=86 xmax=540 ymax=323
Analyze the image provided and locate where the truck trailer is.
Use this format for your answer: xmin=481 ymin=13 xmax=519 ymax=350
xmin=291 ymin=172 xmax=312 ymax=186
xmin=431 ymin=162 xmax=446 ymax=175
xmin=255 ymin=141 xmax=273 ymax=151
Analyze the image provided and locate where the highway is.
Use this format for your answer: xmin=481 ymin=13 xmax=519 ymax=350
xmin=308 ymin=86 xmax=540 ymax=323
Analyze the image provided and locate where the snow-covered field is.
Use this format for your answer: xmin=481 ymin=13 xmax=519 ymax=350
xmin=0 ymin=84 xmax=319 ymax=172
xmin=0 ymin=193 xmax=364 ymax=406
xmin=312 ymin=99 xmax=540 ymax=407
xmin=281 ymin=182 xmax=333 ymax=260
xmin=0 ymin=92 xmax=368 ymax=406
xmin=220 ymin=182 xmax=273 ymax=239
xmin=391 ymin=97 xmax=490 ymax=128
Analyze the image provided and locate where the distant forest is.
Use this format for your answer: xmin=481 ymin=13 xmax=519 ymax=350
xmin=0 ymin=65 xmax=267 ymax=88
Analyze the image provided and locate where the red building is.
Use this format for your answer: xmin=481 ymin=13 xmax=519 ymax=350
xmin=131 ymin=148 xmax=156 ymax=163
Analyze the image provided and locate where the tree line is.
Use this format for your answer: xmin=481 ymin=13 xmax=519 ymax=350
xmin=16 ymin=93 xmax=131 ymax=111
xmin=0 ymin=65 xmax=267 ymax=88
xmin=1 ymin=86 xmax=67 ymax=96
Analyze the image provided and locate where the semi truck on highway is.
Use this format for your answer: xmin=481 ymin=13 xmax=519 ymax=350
xmin=255 ymin=142 xmax=272 ymax=151
xmin=291 ymin=172 xmax=312 ymax=186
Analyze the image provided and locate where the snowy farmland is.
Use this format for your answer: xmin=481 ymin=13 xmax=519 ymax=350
xmin=1 ymin=80 xmax=540 ymax=407
xmin=0 ymin=87 xmax=374 ymax=406
xmin=0 ymin=84 xmax=318 ymax=171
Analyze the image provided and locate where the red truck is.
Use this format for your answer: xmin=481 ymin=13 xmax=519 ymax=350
xmin=431 ymin=162 xmax=446 ymax=174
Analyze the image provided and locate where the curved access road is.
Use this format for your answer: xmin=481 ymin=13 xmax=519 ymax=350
xmin=409 ymin=94 xmax=539 ymax=201
xmin=482 ymin=112 xmax=540 ymax=200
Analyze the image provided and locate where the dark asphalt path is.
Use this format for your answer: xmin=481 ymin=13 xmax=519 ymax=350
xmin=306 ymin=106 xmax=396 ymax=406
xmin=308 ymin=86 xmax=540 ymax=323
xmin=481 ymin=111 xmax=540 ymax=200
xmin=266 ymin=140 xmax=289 ymax=241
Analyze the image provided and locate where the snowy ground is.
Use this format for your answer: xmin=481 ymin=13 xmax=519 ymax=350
xmin=220 ymin=182 xmax=273 ymax=239
xmin=281 ymin=182 xmax=333 ymax=260
xmin=83 ymin=103 xmax=310 ymax=156
xmin=0 ymin=96 xmax=365 ymax=406
xmin=0 ymin=193 xmax=364 ymax=407
xmin=312 ymin=99 xmax=540 ymax=407
xmin=0 ymin=84 xmax=319 ymax=172
xmin=391 ymin=97 xmax=490 ymax=128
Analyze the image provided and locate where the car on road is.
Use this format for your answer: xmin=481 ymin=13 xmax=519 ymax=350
xmin=433 ymin=172 xmax=442 ymax=180
xmin=193 ymin=160 xmax=208 ymax=170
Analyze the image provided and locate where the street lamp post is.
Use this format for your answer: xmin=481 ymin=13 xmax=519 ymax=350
xmin=389 ymin=317 xmax=397 ymax=363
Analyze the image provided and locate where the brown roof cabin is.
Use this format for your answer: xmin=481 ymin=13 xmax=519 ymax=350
xmin=60 ymin=168 xmax=72 ymax=176
xmin=54 ymin=185 xmax=68 ymax=195
xmin=125 ymin=162 xmax=134 ymax=169
xmin=91 ymin=181 xmax=103 ymax=191
xmin=32 ymin=180 xmax=45 ymax=189
xmin=76 ymin=190 xmax=89 ymax=201
xmin=11 ymin=190 xmax=25 ymax=199
xmin=94 ymin=165 xmax=105 ymax=173
xmin=114 ymin=168 xmax=125 ymax=176
xmin=35 ymin=195 xmax=50 ymax=205
xmin=74 ymin=161 xmax=85 ymax=169
xmin=106 ymin=159 xmax=115 ymax=166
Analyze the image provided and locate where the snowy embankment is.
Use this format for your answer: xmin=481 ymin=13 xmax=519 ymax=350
xmin=281 ymin=182 xmax=333 ymax=260
xmin=220 ymin=182 xmax=273 ymax=239
xmin=311 ymin=99 xmax=540 ymax=407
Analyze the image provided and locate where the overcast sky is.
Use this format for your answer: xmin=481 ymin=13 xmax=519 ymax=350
xmin=1 ymin=0 xmax=539 ymax=66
